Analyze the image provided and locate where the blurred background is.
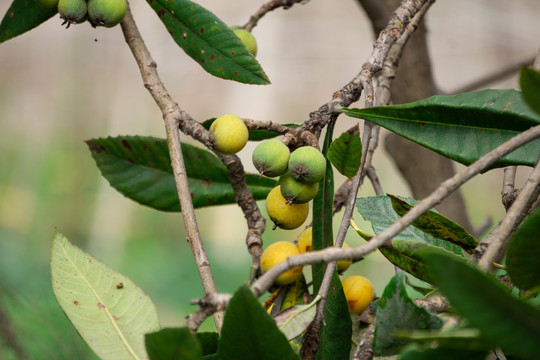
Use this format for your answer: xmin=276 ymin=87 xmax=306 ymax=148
xmin=0 ymin=0 xmax=538 ymax=358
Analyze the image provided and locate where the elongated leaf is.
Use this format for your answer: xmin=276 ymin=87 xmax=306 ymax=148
xmin=520 ymin=68 xmax=540 ymax=116
xmin=196 ymin=333 xmax=218 ymax=356
xmin=389 ymin=195 xmax=478 ymax=254
xmin=145 ymin=328 xmax=202 ymax=360
xmin=374 ymin=273 xmax=443 ymax=356
xmin=51 ymin=232 xmax=159 ymax=360
xmin=380 ymin=240 xmax=438 ymax=283
xmin=311 ymin=121 xmax=352 ymax=360
xmin=218 ymin=285 xmax=298 ymax=360
xmin=201 ymin=118 xmax=300 ymax=141
xmin=145 ymin=0 xmax=269 ymax=85
xmin=342 ymin=89 xmax=540 ymax=168
xmin=86 ymin=136 xmax=276 ymax=211
xmin=356 ymin=196 xmax=464 ymax=255
xmin=422 ymin=247 xmax=540 ymax=359
xmin=0 ymin=0 xmax=56 ymax=44
xmin=327 ymin=126 xmax=362 ymax=178
xmin=505 ymin=207 xmax=540 ymax=290
xmin=274 ymin=298 xmax=319 ymax=341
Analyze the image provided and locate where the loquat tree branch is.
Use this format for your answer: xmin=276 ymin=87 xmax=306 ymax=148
xmin=186 ymin=293 xmax=232 ymax=333
xmin=242 ymin=0 xmax=309 ymax=32
xmin=478 ymin=158 xmax=540 ymax=271
xmin=502 ymin=166 xmax=518 ymax=211
xmin=120 ymin=4 xmax=224 ymax=331
xmin=251 ymin=125 xmax=540 ymax=297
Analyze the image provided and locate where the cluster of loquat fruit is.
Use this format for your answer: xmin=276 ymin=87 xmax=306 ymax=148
xmin=208 ymin=111 xmax=374 ymax=316
xmin=35 ymin=0 xmax=127 ymax=28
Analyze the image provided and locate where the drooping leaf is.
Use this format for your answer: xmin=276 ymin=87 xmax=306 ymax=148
xmin=327 ymin=126 xmax=362 ymax=178
xmin=145 ymin=328 xmax=202 ymax=360
xmin=356 ymin=196 xmax=465 ymax=254
xmin=389 ymin=195 xmax=478 ymax=254
xmin=520 ymin=67 xmax=540 ymax=116
xmin=196 ymin=333 xmax=218 ymax=356
xmin=342 ymin=89 xmax=540 ymax=168
xmin=311 ymin=121 xmax=352 ymax=360
xmin=422 ymin=247 xmax=540 ymax=359
xmin=86 ymin=136 xmax=276 ymax=211
xmin=51 ymin=232 xmax=159 ymax=360
xmin=145 ymin=0 xmax=269 ymax=85
xmin=274 ymin=297 xmax=320 ymax=341
xmin=395 ymin=327 xmax=489 ymax=352
xmin=201 ymin=118 xmax=300 ymax=141
xmin=217 ymin=285 xmax=298 ymax=360
xmin=0 ymin=0 xmax=57 ymax=44
xmin=373 ymin=272 xmax=443 ymax=356
xmin=381 ymin=240 xmax=438 ymax=284
xmin=506 ymin=207 xmax=540 ymax=291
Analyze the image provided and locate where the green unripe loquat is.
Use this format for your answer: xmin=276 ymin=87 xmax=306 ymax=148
xmin=279 ymin=172 xmax=319 ymax=204
xmin=288 ymin=146 xmax=326 ymax=184
xmin=252 ymin=139 xmax=290 ymax=177
xmin=88 ymin=0 xmax=127 ymax=28
xmin=58 ymin=0 xmax=87 ymax=25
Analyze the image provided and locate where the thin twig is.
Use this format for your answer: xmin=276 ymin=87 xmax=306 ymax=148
xmin=448 ymin=57 xmax=535 ymax=95
xmin=186 ymin=294 xmax=232 ymax=333
xmin=243 ymin=0 xmax=309 ymax=32
xmin=120 ymin=5 xmax=224 ymax=331
xmin=478 ymin=158 xmax=540 ymax=271
xmin=251 ymin=125 xmax=540 ymax=297
xmin=366 ymin=166 xmax=384 ymax=195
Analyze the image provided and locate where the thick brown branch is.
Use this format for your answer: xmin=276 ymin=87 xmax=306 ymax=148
xmin=120 ymin=6 xmax=223 ymax=330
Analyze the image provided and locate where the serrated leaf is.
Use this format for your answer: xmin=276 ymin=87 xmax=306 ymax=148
xmin=356 ymin=196 xmax=465 ymax=256
xmin=217 ymin=285 xmax=298 ymax=360
xmin=342 ymin=89 xmax=540 ymax=168
xmin=327 ymin=127 xmax=362 ymax=178
xmin=422 ymin=247 xmax=540 ymax=359
xmin=86 ymin=136 xmax=276 ymax=211
xmin=506 ymin=207 xmax=540 ymax=290
xmin=0 ymin=0 xmax=56 ymax=44
xmin=202 ymin=118 xmax=300 ymax=141
xmin=311 ymin=121 xmax=352 ymax=360
xmin=274 ymin=297 xmax=319 ymax=341
xmin=145 ymin=328 xmax=202 ymax=360
xmin=145 ymin=0 xmax=269 ymax=85
xmin=51 ymin=232 xmax=159 ymax=360
xmin=389 ymin=195 xmax=478 ymax=254
xmin=373 ymin=272 xmax=443 ymax=356
xmin=520 ymin=68 xmax=540 ymax=116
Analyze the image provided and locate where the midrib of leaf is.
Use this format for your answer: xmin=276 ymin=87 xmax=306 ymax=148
xmin=59 ymin=241 xmax=141 ymax=360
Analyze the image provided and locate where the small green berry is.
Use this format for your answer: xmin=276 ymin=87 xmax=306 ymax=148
xmin=252 ymin=139 xmax=290 ymax=177
xmin=288 ymin=146 xmax=326 ymax=184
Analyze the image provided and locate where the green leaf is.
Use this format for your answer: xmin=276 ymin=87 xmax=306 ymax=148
xmin=373 ymin=272 xmax=443 ymax=356
xmin=342 ymin=89 xmax=540 ymax=168
xmin=327 ymin=126 xmax=362 ymax=178
xmin=196 ymin=333 xmax=218 ymax=356
xmin=378 ymin=240 xmax=439 ymax=284
xmin=0 ymin=0 xmax=57 ymax=44
xmin=145 ymin=328 xmax=202 ymax=360
xmin=356 ymin=196 xmax=465 ymax=255
xmin=217 ymin=285 xmax=298 ymax=360
xmin=202 ymin=118 xmax=300 ymax=141
xmin=86 ymin=136 xmax=276 ymax=211
xmin=311 ymin=121 xmax=352 ymax=360
xmin=507 ymin=207 xmax=540 ymax=291
xmin=520 ymin=68 xmax=540 ymax=116
xmin=274 ymin=297 xmax=319 ymax=341
xmin=422 ymin=247 xmax=540 ymax=359
xmin=51 ymin=232 xmax=159 ymax=360
xmin=145 ymin=0 xmax=269 ymax=85
xmin=389 ymin=195 xmax=478 ymax=254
